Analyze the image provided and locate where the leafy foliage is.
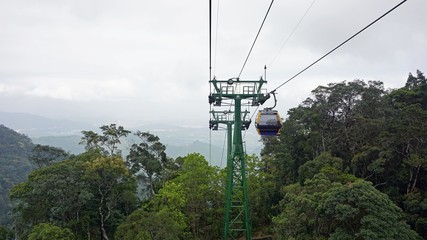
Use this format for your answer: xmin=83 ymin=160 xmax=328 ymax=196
xmin=150 ymin=153 xmax=223 ymax=239
xmin=4 ymin=71 xmax=427 ymax=239
xmin=118 ymin=153 xmax=223 ymax=239
xmin=28 ymin=223 xmax=74 ymax=240
xmin=115 ymin=205 xmax=187 ymax=240
xmin=245 ymin=154 xmax=277 ymax=234
xmin=84 ymin=155 xmax=135 ymax=240
xmin=126 ymin=131 xmax=170 ymax=199
xmin=9 ymin=152 xmax=137 ymax=240
xmin=272 ymin=154 xmax=418 ymax=239
xmin=29 ymin=144 xmax=69 ymax=168
xmin=264 ymin=72 xmax=426 ymax=238
xmin=0 ymin=225 xmax=13 ymax=240
xmin=80 ymin=124 xmax=131 ymax=156
xmin=319 ymin=181 xmax=419 ymax=239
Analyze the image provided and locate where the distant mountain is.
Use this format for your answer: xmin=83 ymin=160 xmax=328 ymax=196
xmin=31 ymin=135 xmax=226 ymax=166
xmin=32 ymin=135 xmax=84 ymax=155
xmin=165 ymin=140 xmax=225 ymax=166
xmin=0 ymin=111 xmax=95 ymax=137
xmin=0 ymin=111 xmax=263 ymax=165
xmin=0 ymin=125 xmax=35 ymax=225
xmin=125 ymin=125 xmax=262 ymax=166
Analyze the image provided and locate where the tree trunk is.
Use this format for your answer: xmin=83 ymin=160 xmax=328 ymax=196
xmin=99 ymin=186 xmax=110 ymax=240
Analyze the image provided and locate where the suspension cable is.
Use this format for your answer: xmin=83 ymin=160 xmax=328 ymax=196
xmin=269 ymin=0 xmax=317 ymax=67
xmin=271 ymin=0 xmax=408 ymax=93
xmin=209 ymin=0 xmax=213 ymax=164
xmin=214 ymin=0 xmax=220 ymax=75
xmin=238 ymin=0 xmax=275 ymax=79
xmin=209 ymin=0 xmax=212 ymax=82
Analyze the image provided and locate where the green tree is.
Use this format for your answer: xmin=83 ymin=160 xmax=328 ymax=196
xmin=116 ymin=179 xmax=189 ymax=239
xmin=245 ymin=154 xmax=276 ymax=233
xmin=126 ymin=131 xmax=169 ymax=199
xmin=265 ymin=74 xmax=426 ymax=237
xmin=29 ymin=144 xmax=69 ymax=168
xmin=10 ymin=154 xmax=93 ymax=239
xmin=169 ymin=153 xmax=222 ymax=238
xmin=0 ymin=125 xmax=34 ymax=225
xmin=28 ymin=223 xmax=74 ymax=240
xmin=261 ymin=80 xmax=387 ymax=198
xmin=273 ymin=172 xmax=419 ymax=239
xmin=298 ymin=152 xmax=344 ymax=184
xmin=304 ymin=80 xmax=387 ymax=167
xmin=115 ymin=208 xmax=187 ymax=240
xmin=380 ymin=72 xmax=427 ymax=237
xmin=118 ymin=153 xmax=223 ymax=239
xmin=10 ymin=152 xmax=137 ymax=240
xmin=318 ymin=181 xmax=419 ymax=239
xmin=273 ymin=174 xmax=334 ymax=239
xmin=272 ymin=153 xmax=355 ymax=239
xmin=0 ymin=226 xmax=13 ymax=240
xmin=80 ymin=124 xmax=131 ymax=156
xmin=403 ymin=190 xmax=427 ymax=239
xmin=84 ymin=156 xmax=135 ymax=240
xmin=99 ymin=124 xmax=131 ymax=156
xmin=80 ymin=130 xmax=103 ymax=152
xmin=381 ymin=80 xmax=427 ymax=194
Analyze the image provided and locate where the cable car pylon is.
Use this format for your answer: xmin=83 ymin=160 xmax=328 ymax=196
xmin=210 ymin=110 xmax=251 ymax=163
xmin=209 ymin=76 xmax=270 ymax=239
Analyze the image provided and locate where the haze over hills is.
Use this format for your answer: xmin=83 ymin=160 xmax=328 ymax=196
xmin=0 ymin=111 xmax=95 ymax=137
xmin=32 ymin=134 xmax=227 ymax=166
xmin=32 ymin=135 xmax=85 ymax=155
xmin=0 ymin=111 xmax=263 ymax=166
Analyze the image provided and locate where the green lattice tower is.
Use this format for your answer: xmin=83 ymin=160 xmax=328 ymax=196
xmin=210 ymin=110 xmax=251 ymax=161
xmin=209 ymin=77 xmax=269 ymax=239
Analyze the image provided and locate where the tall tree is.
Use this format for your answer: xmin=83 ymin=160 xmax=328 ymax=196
xmin=262 ymin=80 xmax=387 ymax=190
xmin=10 ymin=152 xmax=137 ymax=240
xmin=84 ymin=156 xmax=134 ymax=240
xmin=377 ymin=71 xmax=427 ymax=236
xmin=318 ymin=181 xmax=419 ymax=239
xmin=118 ymin=153 xmax=223 ymax=239
xmin=150 ymin=153 xmax=223 ymax=239
xmin=245 ymin=154 xmax=277 ymax=232
xmin=99 ymin=124 xmax=131 ymax=156
xmin=10 ymin=154 xmax=94 ymax=239
xmin=169 ymin=153 xmax=223 ymax=238
xmin=80 ymin=130 xmax=103 ymax=152
xmin=126 ymin=131 xmax=169 ymax=199
xmin=29 ymin=144 xmax=69 ymax=168
xmin=264 ymin=75 xmax=427 ymax=237
xmin=80 ymin=124 xmax=131 ymax=156
xmin=272 ymin=153 xmax=419 ymax=239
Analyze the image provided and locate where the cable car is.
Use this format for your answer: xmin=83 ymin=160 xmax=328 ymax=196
xmin=255 ymin=108 xmax=282 ymax=136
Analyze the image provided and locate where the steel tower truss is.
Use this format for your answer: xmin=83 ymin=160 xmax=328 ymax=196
xmin=209 ymin=77 xmax=269 ymax=239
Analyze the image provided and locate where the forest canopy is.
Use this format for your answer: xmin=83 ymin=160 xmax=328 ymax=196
xmin=1 ymin=70 xmax=426 ymax=239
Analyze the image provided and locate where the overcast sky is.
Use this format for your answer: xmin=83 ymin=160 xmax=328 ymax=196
xmin=0 ymin=0 xmax=426 ymax=132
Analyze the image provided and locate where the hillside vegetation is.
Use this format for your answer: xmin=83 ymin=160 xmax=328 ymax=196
xmin=263 ymin=70 xmax=426 ymax=239
xmin=1 ymin=70 xmax=426 ymax=239
xmin=0 ymin=125 xmax=34 ymax=226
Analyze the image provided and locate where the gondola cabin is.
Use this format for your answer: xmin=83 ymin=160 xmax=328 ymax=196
xmin=255 ymin=109 xmax=282 ymax=136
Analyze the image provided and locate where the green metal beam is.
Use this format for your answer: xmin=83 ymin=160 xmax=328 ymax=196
xmin=222 ymin=97 xmax=252 ymax=240
xmin=209 ymin=78 xmax=269 ymax=239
